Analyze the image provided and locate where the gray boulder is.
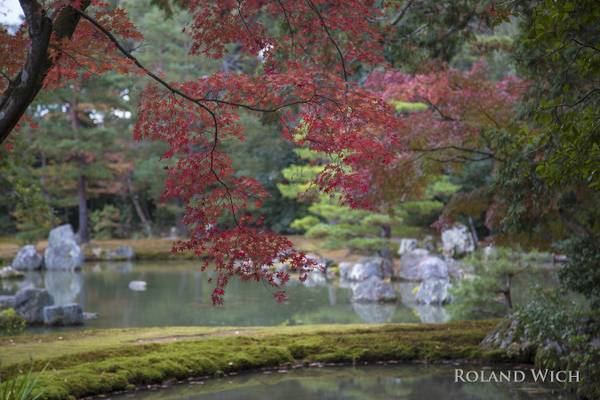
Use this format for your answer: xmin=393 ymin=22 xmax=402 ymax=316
xmin=107 ymin=246 xmax=135 ymax=260
xmin=48 ymin=224 xmax=76 ymax=246
xmin=128 ymin=280 xmax=147 ymax=291
xmin=43 ymin=303 xmax=84 ymax=326
xmin=12 ymin=245 xmax=43 ymax=270
xmin=415 ymin=279 xmax=452 ymax=305
xmin=352 ymin=276 xmax=397 ymax=303
xmin=397 ymin=252 xmax=448 ymax=281
xmin=345 ymin=257 xmax=393 ymax=281
xmin=441 ymin=224 xmax=475 ymax=258
xmin=397 ymin=238 xmax=418 ymax=256
xmin=303 ymin=270 xmax=327 ymax=287
xmin=44 ymin=225 xmax=84 ymax=270
xmin=14 ymin=287 xmax=53 ymax=324
xmin=338 ymin=261 xmax=354 ymax=280
xmin=0 ymin=295 xmax=16 ymax=310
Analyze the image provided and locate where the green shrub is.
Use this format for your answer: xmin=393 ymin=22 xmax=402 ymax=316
xmin=449 ymin=248 xmax=529 ymax=319
xmin=557 ymin=236 xmax=600 ymax=308
xmin=90 ymin=205 xmax=122 ymax=239
xmin=0 ymin=309 xmax=26 ymax=336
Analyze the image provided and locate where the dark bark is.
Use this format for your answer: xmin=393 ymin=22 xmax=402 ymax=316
xmin=69 ymin=95 xmax=89 ymax=243
xmin=127 ymin=174 xmax=153 ymax=237
xmin=502 ymin=274 xmax=513 ymax=309
xmin=378 ymin=224 xmax=392 ymax=261
xmin=0 ymin=0 xmax=90 ymax=143
xmin=77 ymin=172 xmax=90 ymax=243
xmin=467 ymin=216 xmax=479 ymax=249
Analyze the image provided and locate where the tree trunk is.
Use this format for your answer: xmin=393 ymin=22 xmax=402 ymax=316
xmin=127 ymin=174 xmax=153 ymax=237
xmin=0 ymin=1 xmax=90 ymax=143
xmin=503 ymin=274 xmax=513 ymax=309
xmin=378 ymin=224 xmax=392 ymax=261
xmin=468 ymin=216 xmax=479 ymax=249
xmin=77 ymin=172 xmax=90 ymax=243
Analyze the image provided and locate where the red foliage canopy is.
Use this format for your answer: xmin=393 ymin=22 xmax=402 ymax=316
xmin=1 ymin=1 xmax=524 ymax=303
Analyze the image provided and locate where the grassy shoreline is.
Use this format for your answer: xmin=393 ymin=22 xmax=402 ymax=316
xmin=0 ymin=236 xmax=359 ymax=264
xmin=0 ymin=320 xmax=525 ymax=400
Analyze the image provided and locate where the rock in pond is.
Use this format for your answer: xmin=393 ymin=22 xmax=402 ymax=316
xmin=441 ymin=223 xmax=475 ymax=258
xmin=397 ymin=238 xmax=418 ymax=256
xmin=397 ymin=251 xmax=448 ymax=281
xmin=12 ymin=245 xmax=43 ymax=270
xmin=43 ymin=303 xmax=84 ymax=326
xmin=0 ymin=266 xmax=24 ymax=280
xmin=14 ymin=287 xmax=53 ymax=324
xmin=303 ymin=270 xmax=327 ymax=287
xmin=128 ymin=280 xmax=147 ymax=291
xmin=107 ymin=246 xmax=135 ymax=260
xmin=351 ymin=276 xmax=397 ymax=303
xmin=44 ymin=224 xmax=84 ymax=270
xmin=415 ymin=279 xmax=452 ymax=305
xmin=343 ymin=257 xmax=394 ymax=282
xmin=83 ymin=311 xmax=99 ymax=320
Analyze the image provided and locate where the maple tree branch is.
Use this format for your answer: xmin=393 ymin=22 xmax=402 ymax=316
xmin=0 ymin=0 xmax=90 ymax=144
xmin=305 ymin=0 xmax=348 ymax=82
xmin=76 ymin=9 xmax=246 ymax=226
xmin=391 ymin=0 xmax=415 ymax=26
xmin=411 ymin=145 xmax=500 ymax=161
xmin=423 ymin=99 xmax=456 ymax=121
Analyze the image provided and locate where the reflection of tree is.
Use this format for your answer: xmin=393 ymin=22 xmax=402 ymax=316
xmin=124 ymin=365 xmax=539 ymax=400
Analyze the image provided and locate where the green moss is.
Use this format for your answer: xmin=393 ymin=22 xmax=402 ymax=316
xmin=0 ymin=321 xmax=510 ymax=400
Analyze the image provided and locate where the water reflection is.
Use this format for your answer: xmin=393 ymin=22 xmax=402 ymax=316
xmin=44 ymin=271 xmax=82 ymax=305
xmin=0 ymin=261 xmax=557 ymax=330
xmin=114 ymin=365 xmax=573 ymax=400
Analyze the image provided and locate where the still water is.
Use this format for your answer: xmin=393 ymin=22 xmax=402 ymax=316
xmin=0 ymin=261 xmax=559 ymax=329
xmin=114 ymin=365 xmax=574 ymax=400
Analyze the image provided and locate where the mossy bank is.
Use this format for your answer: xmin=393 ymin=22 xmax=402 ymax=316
xmin=0 ymin=321 xmax=518 ymax=400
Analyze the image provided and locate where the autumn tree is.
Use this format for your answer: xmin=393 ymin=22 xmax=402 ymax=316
xmin=0 ymin=0 xmax=411 ymax=303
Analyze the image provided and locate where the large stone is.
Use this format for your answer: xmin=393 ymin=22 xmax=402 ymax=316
xmin=128 ymin=280 xmax=147 ymax=291
xmin=0 ymin=295 xmax=16 ymax=310
xmin=351 ymin=276 xmax=397 ymax=303
xmin=48 ymin=224 xmax=76 ymax=246
xmin=338 ymin=262 xmax=354 ymax=280
xmin=11 ymin=245 xmax=43 ymax=270
xmin=107 ymin=246 xmax=135 ymax=260
xmin=43 ymin=303 xmax=84 ymax=326
xmin=415 ymin=278 xmax=452 ymax=305
xmin=441 ymin=223 xmax=475 ymax=258
xmin=44 ymin=225 xmax=84 ymax=270
xmin=303 ymin=270 xmax=327 ymax=287
xmin=14 ymin=287 xmax=53 ymax=324
xmin=344 ymin=257 xmax=393 ymax=281
xmin=397 ymin=252 xmax=448 ymax=281
xmin=397 ymin=238 xmax=418 ymax=256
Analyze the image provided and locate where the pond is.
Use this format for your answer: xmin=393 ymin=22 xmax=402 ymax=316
xmin=0 ymin=260 xmax=560 ymax=329
xmin=113 ymin=364 xmax=574 ymax=400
